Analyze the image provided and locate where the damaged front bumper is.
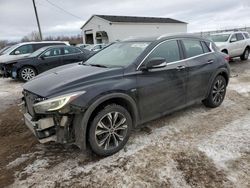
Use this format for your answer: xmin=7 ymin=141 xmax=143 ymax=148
xmin=21 ymin=102 xmax=75 ymax=145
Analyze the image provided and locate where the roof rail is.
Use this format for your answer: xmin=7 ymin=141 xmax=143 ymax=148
xmin=157 ymin=32 xmax=189 ymax=40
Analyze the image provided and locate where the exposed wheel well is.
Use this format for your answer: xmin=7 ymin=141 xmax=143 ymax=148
xmin=221 ymin=49 xmax=228 ymax=54
xmin=246 ymin=46 xmax=250 ymax=50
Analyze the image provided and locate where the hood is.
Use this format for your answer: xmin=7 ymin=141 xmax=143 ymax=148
xmin=0 ymin=54 xmax=30 ymax=64
xmin=23 ymin=63 xmax=124 ymax=97
xmin=214 ymin=42 xmax=227 ymax=50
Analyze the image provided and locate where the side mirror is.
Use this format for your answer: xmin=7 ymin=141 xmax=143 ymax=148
xmin=230 ymin=38 xmax=237 ymax=43
xmin=40 ymin=56 xmax=45 ymax=60
xmin=14 ymin=50 xmax=20 ymax=55
xmin=142 ymin=57 xmax=167 ymax=70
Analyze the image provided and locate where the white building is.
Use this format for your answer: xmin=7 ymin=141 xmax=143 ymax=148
xmin=81 ymin=15 xmax=188 ymax=44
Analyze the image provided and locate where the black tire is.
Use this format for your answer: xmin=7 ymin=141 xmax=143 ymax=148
xmin=240 ymin=48 xmax=249 ymax=61
xmin=18 ymin=66 xmax=37 ymax=82
xmin=203 ymin=75 xmax=227 ymax=108
xmin=88 ymin=104 xmax=132 ymax=156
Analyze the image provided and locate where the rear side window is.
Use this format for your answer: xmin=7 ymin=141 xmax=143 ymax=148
xmin=146 ymin=40 xmax=180 ymax=63
xmin=201 ymin=41 xmax=211 ymax=53
xmin=182 ymin=39 xmax=204 ymax=58
xmin=243 ymin=33 xmax=250 ymax=39
xmin=236 ymin=33 xmax=244 ymax=41
xmin=64 ymin=47 xmax=82 ymax=54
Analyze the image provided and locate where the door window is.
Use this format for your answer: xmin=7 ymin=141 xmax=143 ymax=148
xmin=43 ymin=48 xmax=62 ymax=57
xmin=10 ymin=44 xmax=33 ymax=55
xmin=201 ymin=41 xmax=211 ymax=53
xmin=182 ymin=39 xmax=204 ymax=58
xmin=230 ymin=34 xmax=237 ymax=42
xmin=145 ymin=40 xmax=180 ymax=63
xmin=236 ymin=33 xmax=244 ymax=41
xmin=243 ymin=33 xmax=250 ymax=39
xmin=64 ymin=47 xmax=81 ymax=54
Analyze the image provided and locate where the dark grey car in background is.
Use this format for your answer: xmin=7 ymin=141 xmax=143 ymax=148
xmin=21 ymin=34 xmax=230 ymax=156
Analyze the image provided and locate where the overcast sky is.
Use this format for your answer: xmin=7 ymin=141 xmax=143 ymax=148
xmin=0 ymin=0 xmax=250 ymax=41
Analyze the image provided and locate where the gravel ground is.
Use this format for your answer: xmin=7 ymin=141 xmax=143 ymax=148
xmin=0 ymin=59 xmax=250 ymax=188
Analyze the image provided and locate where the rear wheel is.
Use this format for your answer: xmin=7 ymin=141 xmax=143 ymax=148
xmin=88 ymin=104 xmax=132 ymax=156
xmin=240 ymin=48 xmax=249 ymax=61
xmin=203 ymin=75 xmax=227 ymax=108
xmin=18 ymin=66 xmax=37 ymax=82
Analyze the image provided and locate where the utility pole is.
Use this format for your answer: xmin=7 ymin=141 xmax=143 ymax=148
xmin=32 ymin=0 xmax=43 ymax=40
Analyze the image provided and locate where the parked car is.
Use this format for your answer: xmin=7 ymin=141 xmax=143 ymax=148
xmin=21 ymin=34 xmax=230 ymax=156
xmin=0 ymin=45 xmax=91 ymax=81
xmin=85 ymin=44 xmax=107 ymax=51
xmin=209 ymin=31 xmax=250 ymax=60
xmin=0 ymin=41 xmax=69 ymax=63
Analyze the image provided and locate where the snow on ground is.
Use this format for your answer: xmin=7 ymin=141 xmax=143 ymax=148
xmin=1 ymin=60 xmax=250 ymax=188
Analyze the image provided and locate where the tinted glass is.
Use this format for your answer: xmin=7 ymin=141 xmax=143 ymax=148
xmin=85 ymin=42 xmax=149 ymax=67
xmin=243 ymin=33 xmax=250 ymax=39
xmin=11 ymin=44 xmax=33 ymax=55
xmin=201 ymin=41 xmax=211 ymax=53
xmin=146 ymin=40 xmax=180 ymax=63
xmin=236 ymin=33 xmax=244 ymax=41
xmin=43 ymin=48 xmax=62 ymax=57
xmin=182 ymin=39 xmax=204 ymax=58
xmin=64 ymin=47 xmax=81 ymax=54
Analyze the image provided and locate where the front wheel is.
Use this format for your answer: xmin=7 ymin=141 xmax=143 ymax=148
xmin=88 ymin=104 xmax=132 ymax=156
xmin=240 ymin=48 xmax=249 ymax=61
xmin=18 ymin=66 xmax=37 ymax=82
xmin=203 ymin=75 xmax=227 ymax=108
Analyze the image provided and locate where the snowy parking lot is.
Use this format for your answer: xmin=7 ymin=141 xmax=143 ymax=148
xmin=0 ymin=59 xmax=250 ymax=188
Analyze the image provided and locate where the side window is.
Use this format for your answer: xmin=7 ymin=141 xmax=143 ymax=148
xmin=43 ymin=48 xmax=62 ymax=57
xmin=11 ymin=44 xmax=33 ymax=55
xmin=236 ymin=33 xmax=244 ymax=41
xmin=145 ymin=40 xmax=180 ymax=63
xmin=64 ymin=47 xmax=81 ymax=54
xmin=33 ymin=43 xmax=46 ymax=51
xmin=182 ymin=39 xmax=204 ymax=58
xmin=230 ymin=34 xmax=237 ymax=42
xmin=201 ymin=41 xmax=211 ymax=53
xmin=243 ymin=33 xmax=250 ymax=39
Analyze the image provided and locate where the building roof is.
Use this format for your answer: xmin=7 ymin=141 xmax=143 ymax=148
xmin=81 ymin=15 xmax=187 ymax=29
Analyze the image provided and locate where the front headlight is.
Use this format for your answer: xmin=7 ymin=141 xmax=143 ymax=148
xmin=33 ymin=91 xmax=85 ymax=113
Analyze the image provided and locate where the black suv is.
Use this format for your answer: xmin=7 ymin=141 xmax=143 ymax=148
xmin=21 ymin=34 xmax=230 ymax=156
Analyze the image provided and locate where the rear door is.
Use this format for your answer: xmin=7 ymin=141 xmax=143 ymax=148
xmin=181 ymin=39 xmax=216 ymax=104
xmin=62 ymin=46 xmax=84 ymax=65
xmin=136 ymin=40 xmax=188 ymax=122
xmin=235 ymin=33 xmax=246 ymax=55
xmin=38 ymin=47 xmax=63 ymax=72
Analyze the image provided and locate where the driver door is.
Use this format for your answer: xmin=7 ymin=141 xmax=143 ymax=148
xmin=136 ymin=40 xmax=188 ymax=123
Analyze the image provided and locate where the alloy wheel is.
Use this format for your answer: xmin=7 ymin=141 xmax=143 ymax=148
xmin=95 ymin=112 xmax=128 ymax=150
xmin=212 ymin=79 xmax=225 ymax=105
xmin=21 ymin=68 xmax=36 ymax=81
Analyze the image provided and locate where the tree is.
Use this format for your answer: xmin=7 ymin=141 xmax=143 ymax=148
xmin=21 ymin=31 xmax=41 ymax=42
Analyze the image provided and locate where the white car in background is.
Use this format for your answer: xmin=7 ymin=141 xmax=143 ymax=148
xmin=0 ymin=41 xmax=69 ymax=63
xmin=209 ymin=31 xmax=250 ymax=60
xmin=84 ymin=44 xmax=107 ymax=52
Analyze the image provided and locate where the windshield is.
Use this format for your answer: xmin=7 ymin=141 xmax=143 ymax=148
xmin=29 ymin=47 xmax=48 ymax=57
xmin=209 ymin=34 xmax=230 ymax=42
xmin=0 ymin=46 xmax=10 ymax=54
xmin=1 ymin=44 xmax=20 ymax=54
xmin=85 ymin=42 xmax=150 ymax=67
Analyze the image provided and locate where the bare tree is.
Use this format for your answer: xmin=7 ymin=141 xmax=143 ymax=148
xmin=0 ymin=40 xmax=8 ymax=49
xmin=21 ymin=31 xmax=41 ymax=42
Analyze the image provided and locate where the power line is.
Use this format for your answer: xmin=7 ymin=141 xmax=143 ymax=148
xmin=44 ymin=0 xmax=83 ymax=20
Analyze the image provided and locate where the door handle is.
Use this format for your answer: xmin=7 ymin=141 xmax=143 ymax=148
xmin=207 ymin=59 xmax=214 ymax=64
xmin=176 ymin=65 xmax=186 ymax=70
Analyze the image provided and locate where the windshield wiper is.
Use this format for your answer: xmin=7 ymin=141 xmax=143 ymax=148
xmin=89 ymin=64 xmax=107 ymax=68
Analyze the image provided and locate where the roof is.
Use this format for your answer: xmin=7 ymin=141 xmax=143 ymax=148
xmin=81 ymin=15 xmax=187 ymax=29
xmin=210 ymin=31 xmax=248 ymax=35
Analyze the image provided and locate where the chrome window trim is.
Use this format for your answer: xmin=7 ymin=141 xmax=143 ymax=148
xmin=136 ymin=38 xmax=215 ymax=70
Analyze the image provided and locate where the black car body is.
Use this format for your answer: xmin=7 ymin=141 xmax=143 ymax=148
xmin=21 ymin=34 xmax=230 ymax=156
xmin=0 ymin=45 xmax=92 ymax=81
